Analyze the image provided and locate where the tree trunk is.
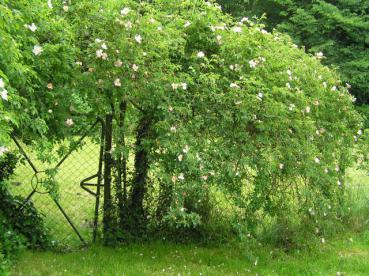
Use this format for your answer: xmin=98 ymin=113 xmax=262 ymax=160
xmin=116 ymin=101 xmax=128 ymax=229
xmin=128 ymin=113 xmax=153 ymax=234
xmin=103 ymin=113 xmax=114 ymax=244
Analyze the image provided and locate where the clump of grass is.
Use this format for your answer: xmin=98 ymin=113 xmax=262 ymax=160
xmin=341 ymin=168 xmax=369 ymax=232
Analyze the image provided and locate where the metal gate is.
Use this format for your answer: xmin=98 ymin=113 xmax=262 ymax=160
xmin=8 ymin=119 xmax=105 ymax=248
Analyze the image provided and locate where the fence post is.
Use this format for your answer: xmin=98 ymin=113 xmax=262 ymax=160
xmin=103 ymin=114 xmax=114 ymax=244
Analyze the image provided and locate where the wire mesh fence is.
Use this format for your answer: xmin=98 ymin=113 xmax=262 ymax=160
xmin=7 ymin=122 xmax=104 ymax=248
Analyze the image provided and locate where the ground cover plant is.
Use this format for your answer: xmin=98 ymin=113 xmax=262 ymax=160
xmin=0 ymin=0 xmax=368 ymax=274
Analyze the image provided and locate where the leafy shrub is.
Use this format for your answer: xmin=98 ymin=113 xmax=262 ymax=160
xmin=61 ymin=0 xmax=369 ymax=245
xmin=0 ymin=153 xmax=49 ymax=271
xmin=356 ymin=105 xmax=369 ymax=130
xmin=0 ymin=250 xmax=9 ymax=276
xmin=0 ymin=0 xmax=368 ymax=248
xmin=218 ymin=0 xmax=369 ymax=106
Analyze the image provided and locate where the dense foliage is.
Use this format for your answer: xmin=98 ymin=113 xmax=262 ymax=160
xmin=218 ymin=0 xmax=369 ymax=118
xmin=0 ymin=0 xmax=368 ymax=247
xmin=0 ymin=0 xmax=78 ymax=150
xmin=0 ymin=153 xmax=49 ymax=273
xmin=65 ymin=0 xmax=368 ymax=243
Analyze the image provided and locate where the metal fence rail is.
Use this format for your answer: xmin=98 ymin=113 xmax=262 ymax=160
xmin=8 ymin=120 xmax=104 ymax=248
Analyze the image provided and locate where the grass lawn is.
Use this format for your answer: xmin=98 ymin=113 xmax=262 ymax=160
xmin=11 ymin=230 xmax=369 ymax=276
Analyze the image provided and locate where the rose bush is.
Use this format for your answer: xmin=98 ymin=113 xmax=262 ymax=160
xmin=64 ymin=0 xmax=368 ymax=243
xmin=0 ymin=0 xmax=368 ymax=245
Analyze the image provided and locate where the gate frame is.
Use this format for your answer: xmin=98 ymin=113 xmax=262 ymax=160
xmin=12 ymin=117 xmax=105 ymax=245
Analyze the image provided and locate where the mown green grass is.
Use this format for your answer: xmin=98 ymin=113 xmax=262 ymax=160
xmin=11 ymin=230 xmax=369 ymax=275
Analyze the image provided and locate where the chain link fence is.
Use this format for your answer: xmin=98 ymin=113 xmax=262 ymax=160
xmin=7 ymin=122 xmax=104 ymax=248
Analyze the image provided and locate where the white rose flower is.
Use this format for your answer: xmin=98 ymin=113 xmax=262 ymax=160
xmin=65 ymin=118 xmax=74 ymax=127
xmin=261 ymin=29 xmax=268 ymax=34
xmin=0 ymin=146 xmax=9 ymax=156
xmin=178 ymin=173 xmax=184 ymax=181
xmin=114 ymin=59 xmax=123 ymax=67
xmin=172 ymin=83 xmax=179 ymax=90
xmin=181 ymin=83 xmax=188 ymax=90
xmin=233 ymin=26 xmax=242 ymax=33
xmin=132 ymin=64 xmax=139 ymax=72
xmin=101 ymin=53 xmax=108 ymax=60
xmin=0 ymin=78 xmax=4 ymax=88
xmin=1 ymin=90 xmax=8 ymax=101
xmin=315 ymin=52 xmax=324 ymax=59
xmin=178 ymin=154 xmax=183 ymax=162
xmin=249 ymin=60 xmax=257 ymax=68
xmin=28 ymin=23 xmax=37 ymax=32
xmin=124 ymin=21 xmax=133 ymax=29
xmin=184 ymin=21 xmax=191 ymax=28
xmin=197 ymin=51 xmax=205 ymax=58
xmin=114 ymin=78 xmax=121 ymax=87
xmin=33 ymin=45 xmax=43 ymax=56
xmin=134 ymin=34 xmax=142 ymax=44
xmin=96 ymin=49 xmax=104 ymax=58
xmin=241 ymin=17 xmax=249 ymax=23
xmin=120 ymin=7 xmax=130 ymax=16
